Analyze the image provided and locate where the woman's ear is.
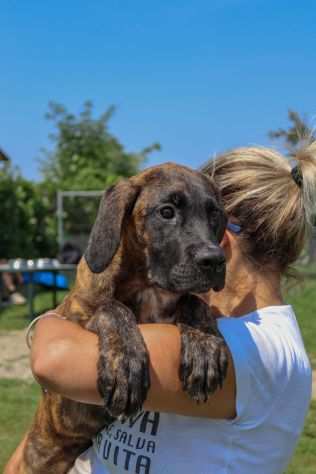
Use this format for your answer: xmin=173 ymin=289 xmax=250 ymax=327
xmin=220 ymin=230 xmax=229 ymax=249
xmin=220 ymin=229 xmax=234 ymax=263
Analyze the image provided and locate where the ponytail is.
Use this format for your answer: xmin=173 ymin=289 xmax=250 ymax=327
xmin=202 ymin=143 xmax=316 ymax=274
xmin=293 ymin=141 xmax=316 ymax=228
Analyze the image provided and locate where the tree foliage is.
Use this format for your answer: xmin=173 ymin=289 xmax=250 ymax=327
xmin=0 ymin=165 xmax=57 ymax=258
xmin=268 ymin=109 xmax=315 ymax=154
xmin=38 ymin=101 xmax=160 ymax=249
xmin=0 ymin=101 xmax=160 ymax=258
xmin=40 ymin=101 xmax=160 ymax=190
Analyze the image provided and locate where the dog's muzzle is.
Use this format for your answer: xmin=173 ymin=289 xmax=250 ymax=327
xmin=167 ymin=246 xmax=226 ymax=293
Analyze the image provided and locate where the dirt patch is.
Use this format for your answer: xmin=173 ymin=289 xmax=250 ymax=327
xmin=0 ymin=330 xmax=34 ymax=381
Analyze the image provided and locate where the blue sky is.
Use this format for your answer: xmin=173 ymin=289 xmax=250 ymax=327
xmin=1 ymin=0 xmax=316 ymax=181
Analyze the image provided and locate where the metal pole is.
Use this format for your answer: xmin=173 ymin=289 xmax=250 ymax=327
xmin=57 ymin=191 xmax=64 ymax=252
xmin=27 ymin=273 xmax=34 ymax=320
xmin=53 ymin=270 xmax=58 ymax=308
xmin=56 ymin=190 xmax=103 ymax=252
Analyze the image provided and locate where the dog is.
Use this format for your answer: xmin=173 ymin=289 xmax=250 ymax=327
xmin=18 ymin=163 xmax=228 ymax=473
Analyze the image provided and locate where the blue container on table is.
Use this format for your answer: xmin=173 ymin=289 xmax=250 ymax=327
xmin=23 ymin=271 xmax=69 ymax=289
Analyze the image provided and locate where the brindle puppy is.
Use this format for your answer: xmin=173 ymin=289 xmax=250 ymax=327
xmin=19 ymin=163 xmax=228 ymax=474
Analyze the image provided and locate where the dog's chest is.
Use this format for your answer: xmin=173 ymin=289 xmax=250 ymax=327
xmin=120 ymin=286 xmax=180 ymax=324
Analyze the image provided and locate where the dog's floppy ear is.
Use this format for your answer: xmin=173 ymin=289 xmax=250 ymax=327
xmin=85 ymin=179 xmax=140 ymax=273
xmin=216 ymin=209 xmax=228 ymax=244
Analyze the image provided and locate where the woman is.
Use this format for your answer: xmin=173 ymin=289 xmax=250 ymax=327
xmin=5 ymin=143 xmax=315 ymax=474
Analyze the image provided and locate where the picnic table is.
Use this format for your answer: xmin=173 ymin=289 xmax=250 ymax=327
xmin=0 ymin=260 xmax=76 ymax=319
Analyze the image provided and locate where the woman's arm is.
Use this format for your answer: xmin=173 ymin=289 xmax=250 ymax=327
xmin=31 ymin=317 xmax=236 ymax=419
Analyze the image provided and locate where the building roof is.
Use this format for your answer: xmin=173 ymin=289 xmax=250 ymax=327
xmin=0 ymin=148 xmax=10 ymax=161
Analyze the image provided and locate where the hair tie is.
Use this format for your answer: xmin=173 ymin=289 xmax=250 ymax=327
xmin=291 ymin=165 xmax=303 ymax=188
xmin=227 ymin=222 xmax=242 ymax=234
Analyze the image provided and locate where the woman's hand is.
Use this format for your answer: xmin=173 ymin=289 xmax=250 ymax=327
xmin=31 ymin=317 xmax=236 ymax=419
xmin=4 ymin=435 xmax=27 ymax=474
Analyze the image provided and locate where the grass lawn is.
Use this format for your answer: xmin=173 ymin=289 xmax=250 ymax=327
xmin=0 ymin=380 xmax=40 ymax=472
xmin=286 ymin=278 xmax=316 ymax=369
xmin=286 ymin=401 xmax=316 ymax=473
xmin=0 ymin=278 xmax=315 ymax=471
xmin=0 ymin=288 xmax=67 ymax=331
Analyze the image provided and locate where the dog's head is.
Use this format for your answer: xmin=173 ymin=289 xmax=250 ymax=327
xmin=85 ymin=163 xmax=227 ymax=294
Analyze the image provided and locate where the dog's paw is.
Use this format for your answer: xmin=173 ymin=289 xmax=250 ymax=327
xmin=178 ymin=324 xmax=228 ymax=403
xmin=91 ymin=301 xmax=151 ymax=419
xmin=97 ymin=342 xmax=150 ymax=419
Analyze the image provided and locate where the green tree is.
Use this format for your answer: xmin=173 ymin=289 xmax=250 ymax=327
xmin=0 ymin=102 xmax=160 ymax=259
xmin=0 ymin=165 xmax=57 ymax=258
xmin=39 ymin=101 xmax=160 ymax=248
xmin=40 ymin=101 xmax=160 ymax=190
xmin=268 ymin=109 xmax=315 ymax=155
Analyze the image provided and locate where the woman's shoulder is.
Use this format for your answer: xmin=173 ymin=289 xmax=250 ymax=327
xmin=218 ymin=304 xmax=310 ymax=375
xmin=218 ymin=305 xmax=312 ymax=424
xmin=218 ymin=304 xmax=300 ymax=342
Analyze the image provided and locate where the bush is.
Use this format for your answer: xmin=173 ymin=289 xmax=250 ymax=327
xmin=0 ymin=167 xmax=57 ymax=258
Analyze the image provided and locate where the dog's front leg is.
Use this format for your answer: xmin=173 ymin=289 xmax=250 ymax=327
xmin=176 ymin=294 xmax=228 ymax=403
xmin=87 ymin=299 xmax=150 ymax=419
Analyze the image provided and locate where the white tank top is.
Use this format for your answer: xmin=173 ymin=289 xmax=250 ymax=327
xmin=70 ymin=305 xmax=312 ymax=474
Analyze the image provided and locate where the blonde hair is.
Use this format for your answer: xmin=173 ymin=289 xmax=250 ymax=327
xmin=201 ymin=142 xmax=316 ymax=274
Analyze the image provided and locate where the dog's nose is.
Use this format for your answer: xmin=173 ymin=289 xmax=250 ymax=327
xmin=195 ymin=247 xmax=225 ymax=272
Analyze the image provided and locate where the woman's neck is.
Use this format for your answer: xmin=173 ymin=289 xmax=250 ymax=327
xmin=205 ymin=262 xmax=284 ymax=318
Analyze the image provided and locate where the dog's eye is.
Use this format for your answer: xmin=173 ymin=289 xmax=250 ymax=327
xmin=160 ymin=206 xmax=175 ymax=219
xmin=210 ymin=209 xmax=220 ymax=220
